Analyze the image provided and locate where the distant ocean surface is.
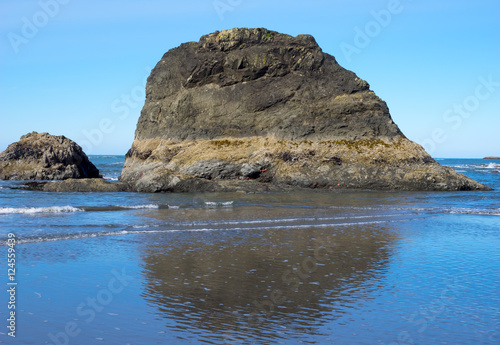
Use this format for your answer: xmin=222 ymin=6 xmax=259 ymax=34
xmin=0 ymin=157 xmax=499 ymax=345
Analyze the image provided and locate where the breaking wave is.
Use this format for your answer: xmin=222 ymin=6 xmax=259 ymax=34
xmin=0 ymin=204 xmax=165 ymax=214
xmin=486 ymin=163 xmax=500 ymax=169
xmin=204 ymin=201 xmax=234 ymax=207
xmin=118 ymin=204 xmax=160 ymax=209
xmin=0 ymin=206 xmax=84 ymax=214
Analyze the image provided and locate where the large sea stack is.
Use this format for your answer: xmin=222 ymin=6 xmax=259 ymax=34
xmin=121 ymin=28 xmax=490 ymax=192
xmin=0 ymin=132 xmax=100 ymax=180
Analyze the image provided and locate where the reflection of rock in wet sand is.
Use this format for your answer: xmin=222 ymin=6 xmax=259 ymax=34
xmin=139 ymin=223 xmax=395 ymax=342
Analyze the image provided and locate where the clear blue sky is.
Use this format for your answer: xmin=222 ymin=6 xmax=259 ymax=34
xmin=1 ymin=0 xmax=499 ymax=157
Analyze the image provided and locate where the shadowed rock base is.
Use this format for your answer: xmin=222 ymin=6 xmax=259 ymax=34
xmin=121 ymin=137 xmax=491 ymax=192
xmin=42 ymin=179 xmax=129 ymax=193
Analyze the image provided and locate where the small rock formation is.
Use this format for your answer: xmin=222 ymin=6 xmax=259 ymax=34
xmin=121 ymin=28 xmax=490 ymax=192
xmin=0 ymin=132 xmax=100 ymax=180
xmin=42 ymin=179 xmax=129 ymax=192
xmin=484 ymin=156 xmax=500 ymax=160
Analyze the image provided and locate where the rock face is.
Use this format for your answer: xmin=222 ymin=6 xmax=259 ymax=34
xmin=0 ymin=132 xmax=100 ymax=180
xmin=42 ymin=179 xmax=129 ymax=192
xmin=121 ymin=28 xmax=491 ymax=192
xmin=484 ymin=156 xmax=500 ymax=160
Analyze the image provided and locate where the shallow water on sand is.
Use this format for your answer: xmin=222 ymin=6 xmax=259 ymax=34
xmin=0 ymin=158 xmax=499 ymax=344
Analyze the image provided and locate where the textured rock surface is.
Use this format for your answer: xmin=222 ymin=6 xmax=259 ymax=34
xmin=121 ymin=28 xmax=491 ymax=192
xmin=484 ymin=156 xmax=500 ymax=159
xmin=42 ymin=179 xmax=129 ymax=192
xmin=0 ymin=132 xmax=100 ymax=180
xmin=135 ymin=28 xmax=400 ymax=142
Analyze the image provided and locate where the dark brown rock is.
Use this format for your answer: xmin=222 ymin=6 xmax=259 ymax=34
xmin=121 ymin=28 xmax=491 ymax=192
xmin=136 ymin=28 xmax=401 ymax=142
xmin=42 ymin=179 xmax=129 ymax=192
xmin=0 ymin=132 xmax=100 ymax=180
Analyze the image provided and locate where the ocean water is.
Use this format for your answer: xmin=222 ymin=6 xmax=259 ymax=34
xmin=0 ymin=157 xmax=499 ymax=345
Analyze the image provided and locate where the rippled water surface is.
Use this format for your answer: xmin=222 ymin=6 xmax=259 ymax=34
xmin=0 ymin=157 xmax=499 ymax=344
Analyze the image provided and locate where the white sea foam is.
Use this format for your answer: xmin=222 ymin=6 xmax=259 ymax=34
xmin=118 ymin=204 xmax=160 ymax=209
xmin=448 ymin=208 xmax=500 ymax=216
xmin=204 ymin=201 xmax=234 ymax=207
xmin=456 ymin=162 xmax=500 ymax=170
xmin=0 ymin=206 xmax=84 ymax=214
xmin=0 ymin=204 xmax=164 ymax=214
xmin=103 ymin=176 xmax=119 ymax=181
xmin=449 ymin=163 xmax=498 ymax=170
